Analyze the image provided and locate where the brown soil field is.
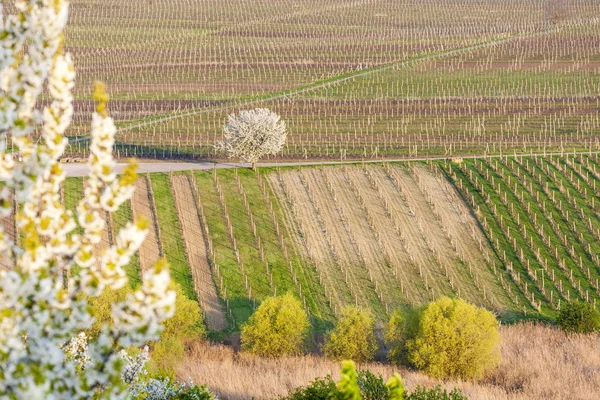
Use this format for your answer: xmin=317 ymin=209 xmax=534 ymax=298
xmin=268 ymin=170 xmax=352 ymax=315
xmin=365 ymin=166 xmax=452 ymax=300
xmin=342 ymin=166 xmax=424 ymax=305
xmin=131 ymin=176 xmax=162 ymax=271
xmin=171 ymin=174 xmax=226 ymax=331
xmin=325 ymin=167 xmax=404 ymax=311
xmin=299 ymin=168 xmax=381 ymax=314
xmin=178 ymin=323 xmax=600 ymax=400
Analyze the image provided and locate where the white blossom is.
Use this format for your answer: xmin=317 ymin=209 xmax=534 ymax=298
xmin=0 ymin=1 xmax=175 ymax=398
xmin=216 ymin=108 xmax=287 ymax=169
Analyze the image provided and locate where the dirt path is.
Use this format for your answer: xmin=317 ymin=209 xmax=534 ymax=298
xmin=82 ymin=180 xmax=113 ymax=262
xmin=412 ymin=165 xmax=510 ymax=310
xmin=172 ymin=174 xmax=226 ymax=331
xmin=132 ymin=176 xmax=162 ymax=271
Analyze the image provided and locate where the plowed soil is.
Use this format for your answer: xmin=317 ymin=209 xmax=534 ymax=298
xmin=132 ymin=176 xmax=161 ymax=271
xmin=172 ymin=174 xmax=226 ymax=331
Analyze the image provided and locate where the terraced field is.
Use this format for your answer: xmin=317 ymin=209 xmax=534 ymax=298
xmin=29 ymin=155 xmax=595 ymax=332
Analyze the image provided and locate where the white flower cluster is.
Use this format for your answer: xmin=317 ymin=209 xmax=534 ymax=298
xmin=62 ymin=332 xmax=91 ymax=372
xmin=0 ymin=1 xmax=175 ymax=398
xmin=216 ymin=108 xmax=287 ymax=166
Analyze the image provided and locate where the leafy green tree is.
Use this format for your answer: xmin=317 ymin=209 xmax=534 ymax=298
xmin=241 ymin=293 xmax=310 ymax=357
xmin=149 ymin=284 xmax=206 ymax=377
xmin=323 ymin=307 xmax=377 ymax=362
xmin=385 ymin=307 xmax=422 ymax=365
xmin=556 ymin=301 xmax=600 ymax=334
xmin=407 ymin=297 xmax=500 ymax=380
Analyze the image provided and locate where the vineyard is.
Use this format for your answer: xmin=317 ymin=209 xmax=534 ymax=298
xmin=14 ymin=155 xmax=584 ymax=331
xmin=50 ymin=0 xmax=600 ymax=161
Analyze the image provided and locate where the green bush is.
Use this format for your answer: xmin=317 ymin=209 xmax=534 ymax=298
xmin=356 ymin=370 xmax=389 ymax=400
xmin=556 ymin=301 xmax=600 ymax=334
xmin=148 ymin=284 xmax=206 ymax=377
xmin=405 ymin=386 xmax=468 ymax=400
xmin=87 ymin=286 xmax=131 ymax=338
xmin=282 ymin=364 xmax=466 ymax=400
xmin=385 ymin=307 xmax=421 ymax=366
xmin=241 ymin=293 xmax=310 ymax=357
xmin=406 ymin=297 xmax=500 ymax=380
xmin=280 ymin=376 xmax=337 ymax=400
xmin=323 ymin=307 xmax=377 ymax=362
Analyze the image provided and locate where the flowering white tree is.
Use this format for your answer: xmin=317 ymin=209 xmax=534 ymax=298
xmin=217 ymin=108 xmax=287 ymax=170
xmin=0 ymin=1 xmax=175 ymax=398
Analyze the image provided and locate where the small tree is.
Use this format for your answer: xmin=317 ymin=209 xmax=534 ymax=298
xmin=217 ymin=108 xmax=287 ymax=170
xmin=556 ymin=301 xmax=600 ymax=334
xmin=384 ymin=307 xmax=422 ymax=366
xmin=323 ymin=307 xmax=377 ymax=362
xmin=407 ymin=297 xmax=500 ymax=380
xmin=241 ymin=293 xmax=310 ymax=357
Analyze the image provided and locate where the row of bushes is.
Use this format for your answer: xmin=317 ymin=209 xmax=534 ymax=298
xmin=241 ymin=294 xmax=501 ymax=380
xmin=282 ymin=363 xmax=467 ymax=400
xmin=241 ymin=293 xmax=600 ymax=381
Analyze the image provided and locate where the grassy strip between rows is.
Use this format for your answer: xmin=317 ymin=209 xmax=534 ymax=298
xmin=150 ymin=173 xmax=196 ymax=300
xmin=112 ymin=198 xmax=141 ymax=287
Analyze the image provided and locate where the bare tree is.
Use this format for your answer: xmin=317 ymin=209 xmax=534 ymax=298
xmin=217 ymin=108 xmax=287 ymax=170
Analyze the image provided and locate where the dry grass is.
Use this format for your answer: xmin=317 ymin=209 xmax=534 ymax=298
xmin=177 ymin=323 xmax=600 ymax=400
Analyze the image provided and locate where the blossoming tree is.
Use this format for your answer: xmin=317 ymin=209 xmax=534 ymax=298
xmin=217 ymin=108 xmax=287 ymax=170
xmin=0 ymin=1 xmax=175 ymax=398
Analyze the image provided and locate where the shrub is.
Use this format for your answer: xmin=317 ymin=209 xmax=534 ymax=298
xmin=87 ymin=286 xmax=131 ymax=338
xmin=405 ymin=386 xmax=468 ymax=400
xmin=149 ymin=284 xmax=206 ymax=377
xmin=385 ymin=307 xmax=422 ymax=365
xmin=407 ymin=297 xmax=500 ymax=380
xmin=323 ymin=307 xmax=377 ymax=362
xmin=556 ymin=301 xmax=600 ymax=334
xmin=281 ymin=376 xmax=337 ymax=400
xmin=241 ymin=293 xmax=310 ymax=357
xmin=356 ymin=370 xmax=389 ymax=400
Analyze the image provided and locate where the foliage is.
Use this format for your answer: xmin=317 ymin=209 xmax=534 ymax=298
xmin=356 ymin=370 xmax=389 ymax=400
xmin=556 ymin=301 xmax=600 ymax=334
xmin=148 ymin=284 xmax=206 ymax=377
xmin=87 ymin=285 xmax=132 ymax=338
xmin=0 ymin=2 xmax=175 ymax=397
xmin=404 ymin=386 xmax=468 ymax=400
xmin=323 ymin=307 xmax=377 ymax=362
xmin=407 ymin=297 xmax=500 ymax=380
xmin=385 ymin=307 xmax=422 ymax=366
xmin=216 ymin=108 xmax=287 ymax=168
xmin=137 ymin=377 xmax=214 ymax=400
xmin=281 ymin=375 xmax=337 ymax=400
xmin=241 ymin=293 xmax=310 ymax=357
xmin=337 ymin=361 xmax=404 ymax=400
xmin=282 ymin=364 xmax=406 ymax=400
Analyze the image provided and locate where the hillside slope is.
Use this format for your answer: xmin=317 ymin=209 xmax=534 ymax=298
xmin=32 ymin=157 xmax=600 ymax=330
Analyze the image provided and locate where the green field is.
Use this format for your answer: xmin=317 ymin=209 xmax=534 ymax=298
xmin=49 ymin=156 xmax=600 ymax=331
